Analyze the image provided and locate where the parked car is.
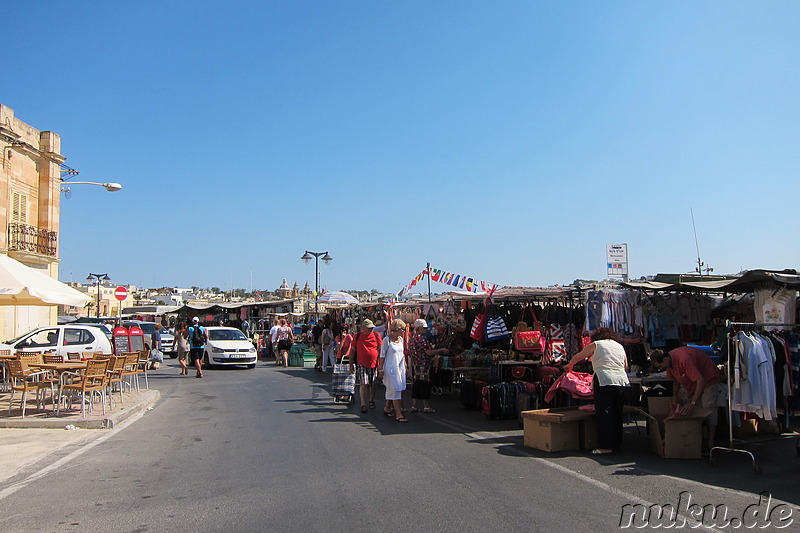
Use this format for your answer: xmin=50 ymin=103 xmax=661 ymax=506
xmin=84 ymin=323 xmax=113 ymax=341
xmin=121 ymin=321 xmax=175 ymax=356
xmin=203 ymin=326 xmax=258 ymax=369
xmin=0 ymin=325 xmax=113 ymax=357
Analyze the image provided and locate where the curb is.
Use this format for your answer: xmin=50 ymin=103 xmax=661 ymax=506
xmin=0 ymin=390 xmax=161 ymax=430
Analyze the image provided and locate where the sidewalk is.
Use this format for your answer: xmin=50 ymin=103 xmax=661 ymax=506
xmin=0 ymin=388 xmax=159 ymax=485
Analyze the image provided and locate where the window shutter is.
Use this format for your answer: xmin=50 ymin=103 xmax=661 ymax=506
xmin=11 ymin=192 xmax=27 ymax=224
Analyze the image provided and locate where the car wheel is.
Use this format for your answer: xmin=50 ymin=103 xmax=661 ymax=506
xmin=247 ymin=364 xmax=256 ymax=369
xmin=203 ymin=352 xmax=214 ymax=369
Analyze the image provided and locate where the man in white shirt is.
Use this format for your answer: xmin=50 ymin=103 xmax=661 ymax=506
xmin=269 ymin=321 xmax=280 ymax=365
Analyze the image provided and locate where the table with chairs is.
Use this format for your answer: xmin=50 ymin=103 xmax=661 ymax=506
xmin=1 ymin=347 xmax=152 ymax=419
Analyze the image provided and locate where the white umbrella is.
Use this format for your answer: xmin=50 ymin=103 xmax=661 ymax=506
xmin=0 ymin=254 xmax=91 ymax=307
xmin=317 ymin=291 xmax=359 ymax=305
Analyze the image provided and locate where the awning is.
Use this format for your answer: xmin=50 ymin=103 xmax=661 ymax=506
xmin=0 ymin=254 xmax=90 ymax=307
xmin=621 ymin=269 xmax=800 ymax=294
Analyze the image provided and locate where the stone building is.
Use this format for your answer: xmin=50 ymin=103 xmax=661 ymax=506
xmin=0 ymin=105 xmax=64 ymax=339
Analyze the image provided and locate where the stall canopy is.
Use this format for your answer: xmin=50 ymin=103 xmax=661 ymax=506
xmin=317 ymin=291 xmax=359 ymax=305
xmin=621 ymin=269 xmax=800 ymax=294
xmin=0 ymin=254 xmax=90 ymax=307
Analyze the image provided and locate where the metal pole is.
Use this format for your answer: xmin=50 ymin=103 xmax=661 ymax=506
xmin=426 ymin=262 xmax=432 ymax=302
xmin=315 ymin=254 xmax=319 ymax=316
xmin=97 ymin=282 xmax=101 ymax=318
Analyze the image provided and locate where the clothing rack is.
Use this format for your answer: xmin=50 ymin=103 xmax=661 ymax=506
xmin=709 ymin=321 xmax=796 ymax=473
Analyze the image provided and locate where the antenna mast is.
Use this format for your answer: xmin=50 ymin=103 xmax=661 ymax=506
xmin=691 ymin=207 xmax=713 ymax=276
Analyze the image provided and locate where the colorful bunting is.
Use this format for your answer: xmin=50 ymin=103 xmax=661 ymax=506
xmin=396 ymin=266 xmax=499 ymax=297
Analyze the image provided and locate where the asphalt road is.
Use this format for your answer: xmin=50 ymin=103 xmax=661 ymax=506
xmin=0 ymin=362 xmax=798 ymax=532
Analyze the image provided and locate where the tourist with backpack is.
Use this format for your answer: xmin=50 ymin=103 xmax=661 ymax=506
xmin=188 ymin=317 xmax=208 ymax=378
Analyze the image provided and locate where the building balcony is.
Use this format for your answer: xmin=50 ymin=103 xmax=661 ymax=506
xmin=7 ymin=223 xmax=58 ymax=262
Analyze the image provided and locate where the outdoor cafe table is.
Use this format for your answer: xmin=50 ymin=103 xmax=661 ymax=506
xmin=28 ymin=361 xmax=88 ymax=416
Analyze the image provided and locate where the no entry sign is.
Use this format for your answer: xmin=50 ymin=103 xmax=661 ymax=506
xmin=114 ymin=286 xmax=128 ymax=301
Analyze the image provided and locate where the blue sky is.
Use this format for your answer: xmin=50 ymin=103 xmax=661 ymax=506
xmin=5 ymin=2 xmax=799 ymax=294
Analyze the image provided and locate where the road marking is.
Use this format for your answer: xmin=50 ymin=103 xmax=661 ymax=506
xmin=0 ymin=417 xmax=137 ymax=502
xmin=467 ymin=430 xmax=727 ymax=532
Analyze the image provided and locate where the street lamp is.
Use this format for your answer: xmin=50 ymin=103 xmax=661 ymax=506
xmin=60 ymin=177 xmax=123 ymax=198
xmin=301 ymin=251 xmax=332 ymax=316
xmin=86 ymin=273 xmax=110 ymax=318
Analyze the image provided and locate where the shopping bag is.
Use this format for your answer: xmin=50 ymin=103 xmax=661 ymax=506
xmin=332 ymin=361 xmax=355 ymax=396
xmin=485 ymin=314 xmax=510 ymax=341
xmin=513 ymin=303 xmax=544 ymax=353
xmin=547 ymin=339 xmax=566 ymax=364
xmin=469 ymin=313 xmax=486 ymax=341
xmin=514 ymin=330 xmax=543 ymax=353
xmin=149 ymin=349 xmax=164 ymax=363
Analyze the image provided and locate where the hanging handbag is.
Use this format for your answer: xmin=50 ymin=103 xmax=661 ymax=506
xmin=484 ymin=303 xmax=510 ymax=342
xmin=513 ymin=303 xmax=544 ymax=353
xmin=469 ymin=313 xmax=486 ymax=341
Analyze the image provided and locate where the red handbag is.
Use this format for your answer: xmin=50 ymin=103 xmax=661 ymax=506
xmin=470 ymin=313 xmax=486 ymax=341
xmin=513 ymin=303 xmax=544 ymax=353
xmin=514 ymin=330 xmax=543 ymax=353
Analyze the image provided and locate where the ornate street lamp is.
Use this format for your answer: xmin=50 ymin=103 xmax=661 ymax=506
xmin=301 ymin=251 xmax=332 ymax=317
xmin=86 ymin=273 xmax=110 ymax=318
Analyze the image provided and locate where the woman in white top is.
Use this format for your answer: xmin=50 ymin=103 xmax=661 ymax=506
xmin=565 ymin=327 xmax=629 ymax=455
xmin=379 ymin=319 xmax=408 ymax=423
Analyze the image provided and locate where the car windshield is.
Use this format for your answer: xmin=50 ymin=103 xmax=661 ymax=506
xmin=4 ymin=328 xmax=42 ymax=345
xmin=124 ymin=322 xmax=155 ymax=334
xmin=209 ymin=329 xmax=248 ymax=341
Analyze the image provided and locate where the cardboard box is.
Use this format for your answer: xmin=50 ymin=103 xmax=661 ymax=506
xmin=642 ymin=397 xmax=712 ymax=459
xmin=522 ymin=408 xmax=594 ymax=452
xmin=580 ymin=416 xmax=598 ymax=450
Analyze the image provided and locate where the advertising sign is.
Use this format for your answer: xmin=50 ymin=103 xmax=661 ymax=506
xmin=606 ymin=243 xmax=629 ymax=281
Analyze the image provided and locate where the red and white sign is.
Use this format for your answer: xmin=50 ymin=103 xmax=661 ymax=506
xmin=114 ymin=286 xmax=128 ymax=301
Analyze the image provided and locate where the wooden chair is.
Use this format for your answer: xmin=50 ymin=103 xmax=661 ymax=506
xmin=61 ymin=358 xmax=110 ymax=418
xmin=81 ymin=351 xmax=96 ymax=360
xmin=105 ymin=355 xmax=127 ymax=408
xmin=0 ymin=349 xmax=10 ymax=392
xmin=6 ymin=359 xmax=55 ymax=418
xmin=120 ymin=352 xmax=140 ymax=392
xmin=43 ymin=354 xmax=64 ymax=364
xmin=136 ymin=350 xmax=149 ymax=390
xmin=66 ymin=352 xmax=81 ymax=361
xmin=17 ymin=352 xmax=43 ymax=364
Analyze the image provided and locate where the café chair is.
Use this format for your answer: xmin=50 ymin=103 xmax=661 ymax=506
xmin=0 ymin=349 xmax=10 ymax=392
xmin=66 ymin=352 xmax=81 ymax=361
xmin=120 ymin=352 xmax=141 ymax=392
xmin=61 ymin=358 xmax=110 ymax=418
xmin=105 ymin=355 xmax=127 ymax=408
xmin=6 ymin=359 xmax=56 ymax=418
xmin=43 ymin=354 xmax=64 ymax=364
xmin=136 ymin=350 xmax=149 ymax=390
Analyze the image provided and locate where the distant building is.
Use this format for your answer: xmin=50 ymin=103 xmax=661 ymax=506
xmin=277 ymin=278 xmax=292 ymax=299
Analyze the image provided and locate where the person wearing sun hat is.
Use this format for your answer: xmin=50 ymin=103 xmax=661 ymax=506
xmin=348 ymin=318 xmax=383 ymax=413
xmin=407 ymin=318 xmax=449 ymax=413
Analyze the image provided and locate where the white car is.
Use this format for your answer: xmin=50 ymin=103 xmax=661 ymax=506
xmin=1 ymin=325 xmax=114 ymax=357
xmin=202 ymin=327 xmax=257 ymax=369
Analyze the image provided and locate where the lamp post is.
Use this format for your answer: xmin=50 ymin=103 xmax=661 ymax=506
xmin=86 ymin=273 xmax=110 ymax=318
xmin=60 ymin=178 xmax=123 ymax=198
xmin=300 ymin=251 xmax=332 ymax=317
